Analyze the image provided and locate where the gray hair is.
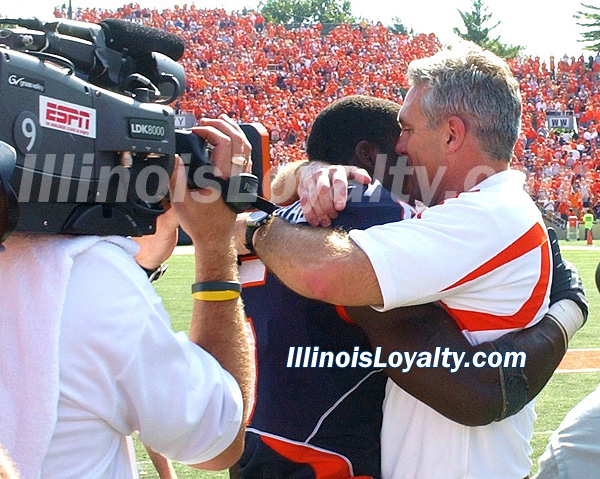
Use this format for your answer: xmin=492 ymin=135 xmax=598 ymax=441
xmin=407 ymin=45 xmax=521 ymax=161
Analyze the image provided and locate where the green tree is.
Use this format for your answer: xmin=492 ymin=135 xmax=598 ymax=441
xmin=258 ymin=0 xmax=354 ymax=24
xmin=388 ymin=17 xmax=414 ymax=36
xmin=575 ymin=3 xmax=600 ymax=51
xmin=453 ymin=0 xmax=523 ymax=59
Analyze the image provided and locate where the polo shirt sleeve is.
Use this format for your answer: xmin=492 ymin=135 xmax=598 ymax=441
xmin=348 ymin=198 xmax=504 ymax=312
xmin=117 ymin=328 xmax=243 ymax=465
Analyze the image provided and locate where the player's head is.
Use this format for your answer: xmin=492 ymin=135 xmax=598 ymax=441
xmin=406 ymin=45 xmax=521 ymax=161
xmin=306 ymin=95 xmax=401 ymax=185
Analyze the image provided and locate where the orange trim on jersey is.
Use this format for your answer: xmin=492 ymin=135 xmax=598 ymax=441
xmin=441 ymin=231 xmax=551 ymax=332
xmin=335 ymin=305 xmax=356 ymax=326
xmin=261 ymin=435 xmax=371 ymax=479
xmin=442 ymin=222 xmax=548 ymax=292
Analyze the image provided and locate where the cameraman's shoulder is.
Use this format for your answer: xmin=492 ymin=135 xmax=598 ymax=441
xmin=65 ymin=236 xmax=171 ymax=330
xmin=84 ymin=236 xmax=140 ymax=262
xmin=69 ymin=236 xmax=158 ymax=302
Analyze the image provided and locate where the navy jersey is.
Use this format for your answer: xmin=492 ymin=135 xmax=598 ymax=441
xmin=239 ymin=183 xmax=413 ymax=479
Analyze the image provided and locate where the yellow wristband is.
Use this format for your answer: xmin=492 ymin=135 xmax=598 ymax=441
xmin=192 ymin=290 xmax=241 ymax=301
xmin=191 ymin=281 xmax=242 ymax=301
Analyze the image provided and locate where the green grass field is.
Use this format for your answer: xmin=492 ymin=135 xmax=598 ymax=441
xmin=137 ymin=244 xmax=600 ymax=479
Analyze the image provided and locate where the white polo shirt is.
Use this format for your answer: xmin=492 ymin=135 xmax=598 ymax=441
xmin=42 ymin=239 xmax=243 ymax=479
xmin=349 ymin=169 xmax=551 ymax=479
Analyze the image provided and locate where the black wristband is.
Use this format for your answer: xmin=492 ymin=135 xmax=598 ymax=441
xmin=141 ymin=264 xmax=168 ymax=283
xmin=548 ymin=228 xmax=589 ymax=320
xmin=191 ymin=281 xmax=243 ymax=294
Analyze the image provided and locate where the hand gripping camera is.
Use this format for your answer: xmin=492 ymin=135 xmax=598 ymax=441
xmin=0 ymin=17 xmax=274 ymax=245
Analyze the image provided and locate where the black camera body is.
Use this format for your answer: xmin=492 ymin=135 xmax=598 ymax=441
xmin=0 ymin=18 xmax=274 ymax=244
xmin=0 ymin=47 xmax=176 ymax=237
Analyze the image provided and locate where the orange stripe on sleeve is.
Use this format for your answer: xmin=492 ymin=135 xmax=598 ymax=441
xmin=441 ymin=236 xmax=551 ymax=332
xmin=442 ymin=223 xmax=548 ymax=292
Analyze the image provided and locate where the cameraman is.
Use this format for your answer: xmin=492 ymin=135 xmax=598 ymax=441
xmin=0 ymin=117 xmax=252 ymax=479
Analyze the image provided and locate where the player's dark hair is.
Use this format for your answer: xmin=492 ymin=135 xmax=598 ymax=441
xmin=306 ymin=95 xmax=401 ymax=165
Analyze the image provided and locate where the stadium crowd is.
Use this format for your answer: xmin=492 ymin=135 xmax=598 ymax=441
xmin=55 ymin=3 xmax=600 ymax=223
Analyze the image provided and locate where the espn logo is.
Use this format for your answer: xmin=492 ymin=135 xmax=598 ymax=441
xmin=39 ymin=96 xmax=97 ymax=139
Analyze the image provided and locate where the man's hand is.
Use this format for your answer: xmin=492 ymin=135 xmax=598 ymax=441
xmin=169 ymin=116 xmax=251 ymax=246
xmin=134 ymin=206 xmax=179 ymax=271
xmin=144 ymin=445 xmax=178 ymax=479
xmin=296 ymin=161 xmax=371 ymax=227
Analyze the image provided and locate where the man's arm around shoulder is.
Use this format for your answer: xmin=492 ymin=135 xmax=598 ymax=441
xmin=254 ymin=216 xmax=383 ymax=307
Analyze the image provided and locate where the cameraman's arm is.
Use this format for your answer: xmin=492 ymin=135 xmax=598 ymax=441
xmin=189 ymin=237 xmax=249 ymax=470
xmin=170 ymin=117 xmax=253 ymax=469
xmin=0 ymin=446 xmax=19 ymax=479
xmin=145 ymin=445 xmax=178 ymax=479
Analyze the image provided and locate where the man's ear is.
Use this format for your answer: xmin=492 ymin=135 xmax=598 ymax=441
xmin=354 ymin=140 xmax=377 ymax=170
xmin=445 ymin=116 xmax=466 ymax=154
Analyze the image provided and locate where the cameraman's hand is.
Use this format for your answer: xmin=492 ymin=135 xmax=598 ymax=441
xmin=134 ymin=205 xmax=179 ymax=270
xmin=297 ymin=161 xmax=371 ymax=228
xmin=169 ymin=116 xmax=251 ymax=245
xmin=196 ymin=114 xmax=252 ymax=179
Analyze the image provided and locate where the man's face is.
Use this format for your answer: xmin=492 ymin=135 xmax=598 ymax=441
xmin=395 ymin=86 xmax=447 ymax=205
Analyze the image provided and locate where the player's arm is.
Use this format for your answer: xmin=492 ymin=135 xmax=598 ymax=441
xmin=347 ymin=303 xmax=568 ymax=426
xmin=346 ymin=230 xmax=587 ymax=426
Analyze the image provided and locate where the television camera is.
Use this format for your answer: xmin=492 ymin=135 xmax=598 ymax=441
xmin=0 ymin=17 xmax=274 ymax=245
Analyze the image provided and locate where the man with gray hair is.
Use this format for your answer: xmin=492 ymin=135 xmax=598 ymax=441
xmin=238 ymin=46 xmax=584 ymax=478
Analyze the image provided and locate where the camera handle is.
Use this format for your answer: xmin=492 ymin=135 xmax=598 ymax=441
xmin=214 ymin=174 xmax=278 ymax=214
xmin=175 ymin=130 xmax=278 ymax=215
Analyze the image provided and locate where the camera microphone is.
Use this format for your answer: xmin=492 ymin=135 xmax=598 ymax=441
xmin=99 ymin=19 xmax=185 ymax=61
xmin=1 ymin=18 xmax=187 ymax=100
xmin=15 ymin=18 xmax=185 ymax=63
